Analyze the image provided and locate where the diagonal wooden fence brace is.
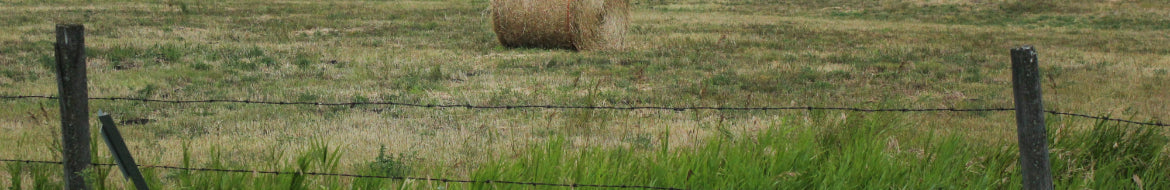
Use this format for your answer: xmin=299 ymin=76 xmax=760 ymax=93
xmin=98 ymin=111 xmax=151 ymax=190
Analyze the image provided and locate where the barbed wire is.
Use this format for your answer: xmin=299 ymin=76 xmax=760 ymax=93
xmin=1 ymin=95 xmax=1165 ymax=127
xmin=0 ymin=95 xmax=1013 ymax=111
xmin=0 ymin=158 xmax=684 ymax=190
xmin=1045 ymin=111 xmax=1168 ymax=127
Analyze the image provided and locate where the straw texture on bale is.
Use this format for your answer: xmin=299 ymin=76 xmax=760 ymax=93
xmin=490 ymin=0 xmax=629 ymax=51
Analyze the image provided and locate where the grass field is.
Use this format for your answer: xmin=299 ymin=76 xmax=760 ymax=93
xmin=1 ymin=0 xmax=1168 ymax=189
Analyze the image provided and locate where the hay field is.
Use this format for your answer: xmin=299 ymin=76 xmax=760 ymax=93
xmin=0 ymin=0 xmax=1168 ymax=189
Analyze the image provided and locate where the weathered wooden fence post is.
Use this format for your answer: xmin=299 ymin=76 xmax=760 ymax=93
xmin=1011 ymin=45 xmax=1054 ymax=190
xmin=56 ymin=24 xmax=91 ymax=190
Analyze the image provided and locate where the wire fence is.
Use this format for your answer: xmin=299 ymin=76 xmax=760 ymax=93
xmin=0 ymin=159 xmax=684 ymax=190
xmin=1 ymin=95 xmax=1166 ymax=127
xmin=0 ymin=92 xmax=1165 ymax=189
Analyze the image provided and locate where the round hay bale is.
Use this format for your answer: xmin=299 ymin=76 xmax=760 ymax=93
xmin=490 ymin=0 xmax=629 ymax=51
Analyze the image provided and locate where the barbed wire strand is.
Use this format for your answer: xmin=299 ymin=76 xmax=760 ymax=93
xmin=1 ymin=95 xmax=1164 ymax=127
xmin=0 ymin=95 xmax=1012 ymax=111
xmin=0 ymin=159 xmax=684 ymax=190
xmin=1044 ymin=111 xmax=1167 ymax=127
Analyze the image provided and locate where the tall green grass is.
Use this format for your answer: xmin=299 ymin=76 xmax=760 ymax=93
xmin=1 ymin=115 xmax=1166 ymax=189
xmin=3 ymin=138 xmax=431 ymax=189
xmin=470 ymin=114 xmax=1168 ymax=189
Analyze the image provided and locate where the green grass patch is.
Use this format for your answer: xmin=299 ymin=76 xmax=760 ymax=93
xmin=472 ymin=114 xmax=1168 ymax=189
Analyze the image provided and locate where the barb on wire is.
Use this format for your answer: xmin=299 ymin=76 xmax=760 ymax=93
xmin=3 ymin=95 xmax=1164 ymax=127
xmin=0 ymin=159 xmax=684 ymax=190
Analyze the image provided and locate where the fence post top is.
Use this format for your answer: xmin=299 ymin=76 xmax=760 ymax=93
xmin=56 ymin=23 xmax=83 ymax=27
xmin=1012 ymin=45 xmax=1036 ymax=52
